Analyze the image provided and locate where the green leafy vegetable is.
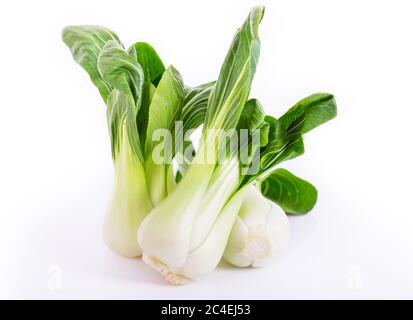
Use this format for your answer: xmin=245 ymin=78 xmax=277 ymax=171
xmin=128 ymin=42 xmax=165 ymax=85
xmin=144 ymin=66 xmax=184 ymax=205
xmin=63 ymin=25 xmax=173 ymax=257
xmin=63 ymin=6 xmax=337 ymax=284
xmin=181 ymin=82 xmax=215 ymax=132
xmin=280 ymin=93 xmax=337 ymax=135
xmin=144 ymin=66 xmax=184 ymax=155
xmin=98 ymin=40 xmax=144 ymax=105
xmin=205 ymin=6 xmax=264 ymax=132
xmin=62 ymin=26 xmax=122 ymax=101
xmin=138 ymin=6 xmax=265 ymax=284
xmin=98 ymin=40 xmax=145 ymax=161
xmin=260 ymin=169 xmax=318 ymax=215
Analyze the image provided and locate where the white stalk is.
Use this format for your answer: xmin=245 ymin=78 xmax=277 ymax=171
xmin=145 ymin=158 xmax=175 ymax=206
xmin=189 ymin=156 xmax=240 ymax=250
xmin=223 ymin=185 xmax=290 ymax=267
xmin=138 ymin=140 xmax=243 ymax=284
xmin=103 ymin=125 xmax=153 ymax=258
xmin=142 ymin=188 xmax=246 ymax=284
xmin=138 ymin=160 xmax=215 ymax=268
xmin=138 ymin=6 xmax=265 ymax=282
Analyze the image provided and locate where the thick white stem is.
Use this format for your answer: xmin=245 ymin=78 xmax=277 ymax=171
xmin=138 ymin=134 xmax=243 ymax=283
xmin=103 ymin=126 xmax=153 ymax=258
xmin=145 ymin=158 xmax=175 ymax=206
xmin=142 ymin=188 xmax=247 ymax=284
xmin=138 ymin=145 xmax=216 ymax=268
xmin=189 ymin=156 xmax=240 ymax=250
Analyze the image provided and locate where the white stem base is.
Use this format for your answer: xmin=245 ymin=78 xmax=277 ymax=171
xmin=244 ymin=229 xmax=272 ymax=265
xmin=142 ymin=255 xmax=191 ymax=285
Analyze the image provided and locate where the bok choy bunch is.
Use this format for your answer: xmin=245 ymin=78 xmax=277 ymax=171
xmin=62 ymin=27 xmax=213 ymax=257
xmin=138 ymin=7 xmax=337 ymax=284
xmin=62 ymin=5 xmax=337 ymax=285
xmin=137 ymin=6 xmax=265 ymax=284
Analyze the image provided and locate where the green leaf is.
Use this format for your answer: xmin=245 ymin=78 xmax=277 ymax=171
xmin=144 ymin=66 xmax=184 ymax=156
xmin=237 ymin=99 xmax=266 ymax=178
xmin=274 ymin=137 xmax=305 ymax=165
xmin=175 ymin=139 xmax=196 ymax=183
xmin=260 ymin=116 xmax=288 ymax=170
xmin=265 ymin=93 xmax=336 ymax=169
xmin=260 ymin=168 xmax=318 ymax=215
xmin=97 ymin=41 xmax=145 ymax=162
xmin=244 ymin=93 xmax=336 ymax=183
xmin=237 ymin=99 xmax=265 ymax=132
xmin=175 ymin=170 xmax=184 ymax=184
xmin=280 ymin=93 xmax=337 ymax=135
xmin=205 ymin=6 xmax=265 ymax=131
xmin=97 ymin=40 xmax=144 ymax=107
xmin=181 ymin=81 xmax=215 ymax=132
xmin=128 ymin=42 xmax=165 ymax=86
xmin=106 ymin=90 xmax=143 ymax=161
xmin=137 ymin=82 xmax=156 ymax=151
xmin=172 ymin=81 xmax=216 ymax=184
xmin=62 ymin=26 xmax=121 ymax=101
xmin=258 ymin=121 xmax=270 ymax=147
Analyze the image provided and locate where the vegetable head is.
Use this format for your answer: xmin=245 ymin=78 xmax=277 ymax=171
xmin=138 ymin=6 xmax=265 ymax=283
xmin=224 ymin=185 xmax=291 ymax=267
xmin=63 ymin=6 xmax=337 ymax=283
xmin=63 ymin=23 xmax=216 ymax=258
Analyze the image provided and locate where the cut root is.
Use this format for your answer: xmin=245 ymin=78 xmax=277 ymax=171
xmin=244 ymin=229 xmax=272 ymax=266
xmin=143 ymin=255 xmax=191 ymax=285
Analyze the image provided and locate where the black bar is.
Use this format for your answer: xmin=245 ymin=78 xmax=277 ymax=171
xmin=0 ymin=300 xmax=410 ymax=318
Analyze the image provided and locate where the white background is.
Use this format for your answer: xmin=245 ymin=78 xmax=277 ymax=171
xmin=1 ymin=0 xmax=412 ymax=299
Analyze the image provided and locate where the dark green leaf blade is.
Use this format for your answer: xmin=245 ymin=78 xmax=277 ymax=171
xmin=205 ymin=6 xmax=265 ymax=131
xmin=97 ymin=40 xmax=144 ymax=107
xmin=247 ymin=93 xmax=336 ymax=182
xmin=128 ymin=42 xmax=165 ymax=86
xmin=181 ymin=81 xmax=215 ymax=132
xmin=237 ymin=99 xmax=265 ymax=132
xmin=137 ymin=82 xmax=156 ymax=150
xmin=144 ymin=66 xmax=184 ymax=156
xmin=106 ymin=89 xmax=144 ymax=162
xmin=258 ymin=121 xmax=270 ymax=147
xmin=280 ymin=93 xmax=337 ymax=135
xmin=260 ymin=168 xmax=318 ymax=215
xmin=260 ymin=115 xmax=288 ymax=170
xmin=274 ymin=137 xmax=305 ymax=166
xmin=62 ymin=26 xmax=121 ymax=101
xmin=97 ymin=41 xmax=145 ymax=162
xmin=175 ymin=139 xmax=196 ymax=183
xmin=237 ymin=99 xmax=267 ymax=178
